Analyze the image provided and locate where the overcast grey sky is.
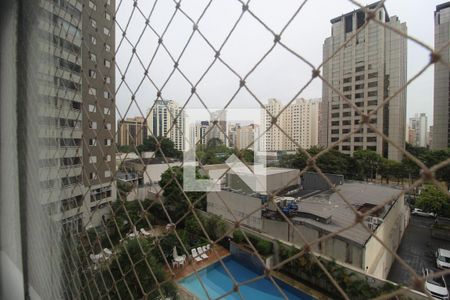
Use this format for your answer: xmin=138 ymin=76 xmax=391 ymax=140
xmin=115 ymin=0 xmax=442 ymax=125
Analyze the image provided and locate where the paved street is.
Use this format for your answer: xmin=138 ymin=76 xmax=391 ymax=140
xmin=388 ymin=215 xmax=450 ymax=292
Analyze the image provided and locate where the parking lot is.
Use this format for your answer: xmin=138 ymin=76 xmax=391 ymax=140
xmin=388 ymin=215 xmax=450 ymax=292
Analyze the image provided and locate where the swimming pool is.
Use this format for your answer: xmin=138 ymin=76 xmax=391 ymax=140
xmin=178 ymin=256 xmax=314 ymax=300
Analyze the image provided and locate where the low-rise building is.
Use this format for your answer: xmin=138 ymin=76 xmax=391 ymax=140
xmin=207 ymin=169 xmax=409 ymax=279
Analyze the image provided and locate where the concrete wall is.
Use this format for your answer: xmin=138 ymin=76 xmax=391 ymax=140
xmin=364 ymin=196 xmax=409 ymax=279
xmin=261 ymin=218 xmax=364 ymax=270
xmin=142 ymin=162 xmax=181 ymax=185
xmin=207 ymin=191 xmax=262 ymax=230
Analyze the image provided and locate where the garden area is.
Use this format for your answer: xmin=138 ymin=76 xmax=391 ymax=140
xmin=77 ymin=197 xmax=228 ymax=300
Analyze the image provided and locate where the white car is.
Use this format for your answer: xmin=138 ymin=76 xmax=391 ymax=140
xmin=411 ymin=208 xmax=436 ymax=218
xmin=436 ymin=248 xmax=450 ymax=269
xmin=423 ymin=268 xmax=449 ymax=300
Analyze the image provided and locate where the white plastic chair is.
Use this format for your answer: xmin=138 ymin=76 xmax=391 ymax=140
xmin=197 ymin=247 xmax=208 ymax=259
xmin=191 ymin=248 xmax=203 ymax=262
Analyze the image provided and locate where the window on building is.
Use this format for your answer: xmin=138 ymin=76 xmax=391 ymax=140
xmin=103 ymin=27 xmax=110 ymax=36
xmin=89 ymin=138 xmax=97 ymax=146
xmin=104 ymin=59 xmax=111 ymax=68
xmin=104 ymin=107 xmax=111 ymax=115
xmin=89 ymin=52 xmax=96 ymax=63
xmin=103 ymin=91 xmax=110 ymax=99
xmin=105 ymin=76 xmax=111 ymax=84
xmin=88 ymin=104 xmax=96 ymax=112
xmin=89 ymin=69 xmax=96 ymax=78
xmin=105 ymin=12 xmax=111 ymax=20
xmin=89 ymin=156 xmax=97 ymax=164
xmin=88 ymin=0 xmax=96 ymax=10
xmin=88 ymin=121 xmax=97 ymax=129
xmin=104 ymin=170 xmax=111 ymax=178
xmin=105 ymin=43 xmax=111 ymax=52
xmin=90 ymin=18 xmax=96 ymax=28
xmin=105 ymin=155 xmax=111 ymax=162
xmin=355 ymin=66 xmax=364 ymax=72
xmin=88 ymin=87 xmax=96 ymax=96
xmin=89 ymin=172 xmax=97 ymax=180
xmin=105 ymin=123 xmax=111 ymax=130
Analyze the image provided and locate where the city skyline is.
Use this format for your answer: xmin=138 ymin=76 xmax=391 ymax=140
xmin=115 ymin=0 xmax=444 ymax=127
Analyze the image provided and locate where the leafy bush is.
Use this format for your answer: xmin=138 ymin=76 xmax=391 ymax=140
xmin=233 ymin=230 xmax=245 ymax=244
xmin=256 ymin=239 xmax=273 ymax=256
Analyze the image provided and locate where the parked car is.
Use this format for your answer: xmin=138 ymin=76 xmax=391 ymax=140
xmin=436 ymin=248 xmax=450 ymax=269
xmin=411 ymin=208 xmax=436 ymax=218
xmin=422 ymin=268 xmax=449 ymax=300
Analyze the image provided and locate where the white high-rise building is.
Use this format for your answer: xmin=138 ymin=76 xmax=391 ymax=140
xmin=433 ymin=3 xmax=450 ymax=149
xmin=321 ymin=2 xmax=407 ymax=161
xmin=189 ymin=121 xmax=209 ymax=149
xmin=408 ymin=113 xmax=428 ymax=147
xmin=148 ymin=100 xmax=185 ymax=151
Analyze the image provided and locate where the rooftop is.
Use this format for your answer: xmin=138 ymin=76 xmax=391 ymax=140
xmin=292 ymin=181 xmax=403 ymax=246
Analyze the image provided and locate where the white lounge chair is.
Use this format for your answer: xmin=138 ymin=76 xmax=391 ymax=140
xmin=90 ymin=253 xmax=103 ymax=264
xmin=103 ymin=248 xmax=113 ymax=258
xmin=197 ymin=247 xmax=208 ymax=259
xmin=202 ymin=245 xmax=208 ymax=254
xmin=191 ymin=248 xmax=203 ymax=262
xmin=206 ymin=244 xmax=211 ymax=252
xmin=140 ymin=228 xmax=152 ymax=236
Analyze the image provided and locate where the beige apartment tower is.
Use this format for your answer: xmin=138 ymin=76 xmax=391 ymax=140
xmin=118 ymin=116 xmax=148 ymax=147
xmin=321 ymin=2 xmax=407 ymax=161
xmin=433 ymin=2 xmax=450 ymax=149
xmin=262 ymin=98 xmax=321 ymax=151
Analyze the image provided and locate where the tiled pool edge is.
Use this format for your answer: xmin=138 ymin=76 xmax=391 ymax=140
xmin=272 ymin=271 xmax=330 ymax=300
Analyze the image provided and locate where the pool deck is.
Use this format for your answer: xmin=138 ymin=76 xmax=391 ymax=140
xmin=173 ymin=245 xmax=231 ymax=280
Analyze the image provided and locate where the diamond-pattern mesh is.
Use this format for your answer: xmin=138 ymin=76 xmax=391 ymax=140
xmin=39 ymin=0 xmax=450 ymax=299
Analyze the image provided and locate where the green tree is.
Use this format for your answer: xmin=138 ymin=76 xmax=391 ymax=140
xmin=379 ymin=159 xmax=404 ymax=184
xmin=353 ymin=150 xmax=382 ymax=181
xmin=159 ymin=167 xmax=207 ymax=222
xmin=107 ymin=238 xmax=177 ymax=299
xmin=117 ymin=144 xmax=136 ymax=153
xmin=416 ymin=184 xmax=450 ymax=217
xmin=138 ymin=136 xmax=182 ymax=159
xmin=237 ymin=149 xmax=254 ymax=164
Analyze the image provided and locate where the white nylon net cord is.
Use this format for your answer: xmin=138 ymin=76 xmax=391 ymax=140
xmin=46 ymin=0 xmax=450 ymax=299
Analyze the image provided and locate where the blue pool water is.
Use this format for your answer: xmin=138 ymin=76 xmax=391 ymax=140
xmin=178 ymin=256 xmax=314 ymax=300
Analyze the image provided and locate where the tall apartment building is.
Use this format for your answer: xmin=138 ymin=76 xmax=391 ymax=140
xmin=433 ymin=2 xmax=450 ymax=149
xmin=148 ymin=100 xmax=185 ymax=151
xmin=118 ymin=116 xmax=147 ymax=147
xmin=206 ymin=110 xmax=228 ymax=147
xmin=321 ymin=2 xmax=407 ymax=161
xmin=38 ymin=0 xmax=116 ymax=232
xmin=262 ymin=98 xmax=320 ymax=151
xmin=262 ymin=99 xmax=285 ymax=151
xmin=284 ymin=98 xmax=321 ymax=150
xmin=408 ymin=113 xmax=428 ymax=147
xmin=236 ymin=124 xmax=260 ymax=150
xmin=189 ymin=121 xmax=209 ymax=148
